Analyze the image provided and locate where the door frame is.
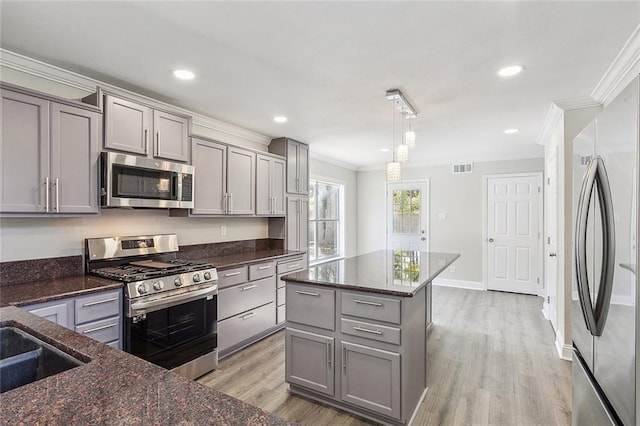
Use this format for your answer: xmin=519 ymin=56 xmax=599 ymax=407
xmin=482 ymin=172 xmax=544 ymax=296
xmin=386 ymin=179 xmax=430 ymax=252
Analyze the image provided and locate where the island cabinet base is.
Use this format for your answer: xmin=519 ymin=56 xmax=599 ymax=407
xmin=284 ymin=282 xmax=428 ymax=425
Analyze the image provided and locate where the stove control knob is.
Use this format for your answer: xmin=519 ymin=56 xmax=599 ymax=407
xmin=193 ymin=273 xmax=201 ymax=283
xmin=204 ymin=271 xmax=212 ymax=280
xmin=174 ymin=277 xmax=183 ymax=287
xmin=153 ymin=281 xmax=164 ymax=291
xmin=137 ymin=283 xmax=148 ymax=295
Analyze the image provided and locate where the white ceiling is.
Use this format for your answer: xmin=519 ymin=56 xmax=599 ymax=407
xmin=1 ymin=1 xmax=639 ymax=169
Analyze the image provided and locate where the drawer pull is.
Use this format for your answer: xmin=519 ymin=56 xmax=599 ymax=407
xmin=224 ymin=271 xmax=242 ymax=277
xmin=353 ymin=326 xmax=382 ymax=335
xmin=353 ymin=299 xmax=383 ymax=307
xmin=258 ymin=265 xmax=272 ymax=270
xmin=241 ymin=284 xmax=257 ymax=291
xmin=240 ymin=312 xmax=256 ymax=320
xmin=82 ymin=322 xmax=118 ymax=334
xmin=288 ymin=264 xmax=300 ymax=269
xmin=327 ymin=342 xmax=332 ymax=367
xmin=83 ymin=297 xmax=118 ymax=307
xmin=295 ymin=290 xmax=319 ymax=297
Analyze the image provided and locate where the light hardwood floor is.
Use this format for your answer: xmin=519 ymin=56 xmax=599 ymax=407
xmin=198 ymin=286 xmax=572 ymax=425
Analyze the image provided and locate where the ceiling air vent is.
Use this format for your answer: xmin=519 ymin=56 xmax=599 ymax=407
xmin=452 ymin=163 xmax=473 ymax=174
xmin=580 ymin=155 xmax=593 ymax=167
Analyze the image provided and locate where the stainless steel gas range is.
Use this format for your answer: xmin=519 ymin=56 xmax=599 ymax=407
xmin=85 ymin=234 xmax=218 ymax=379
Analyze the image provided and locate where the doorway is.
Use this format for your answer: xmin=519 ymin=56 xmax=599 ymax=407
xmin=387 ymin=181 xmax=429 ymax=251
xmin=484 ymin=173 xmax=543 ymax=295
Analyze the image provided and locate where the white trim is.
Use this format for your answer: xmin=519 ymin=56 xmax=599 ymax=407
xmin=554 ymin=331 xmax=573 ymax=361
xmin=309 ymin=151 xmax=358 ymax=171
xmin=432 ymin=278 xmax=485 ymax=291
xmin=541 ymin=302 xmax=550 ymax=320
xmin=591 ymin=23 xmax=640 ymax=106
xmin=0 ymin=48 xmax=271 ymax=146
xmin=553 ymin=97 xmax=601 ymax=111
xmin=536 ymin=103 xmax=564 ymax=146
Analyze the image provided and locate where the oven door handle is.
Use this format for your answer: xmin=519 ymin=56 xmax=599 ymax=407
xmin=129 ymin=285 xmax=217 ymax=315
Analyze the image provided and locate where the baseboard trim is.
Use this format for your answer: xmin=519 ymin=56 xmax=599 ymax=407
xmin=432 ymin=278 xmax=485 ymax=291
xmin=541 ymin=302 xmax=550 ymax=320
xmin=554 ymin=331 xmax=573 ymax=361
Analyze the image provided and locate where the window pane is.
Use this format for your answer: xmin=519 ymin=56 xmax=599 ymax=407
xmin=317 ymin=220 xmax=338 ymax=258
xmin=317 ymin=183 xmax=339 ymax=220
xmin=393 ymin=190 xmax=420 ymax=235
xmin=308 ymin=222 xmax=316 ymax=261
xmin=309 ymin=181 xmax=316 ymax=220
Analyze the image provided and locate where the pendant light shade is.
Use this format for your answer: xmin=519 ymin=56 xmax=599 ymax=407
xmin=405 ymin=130 xmax=416 ymax=148
xmin=386 ymin=161 xmax=401 ymax=182
xmin=397 ymin=144 xmax=409 ymax=162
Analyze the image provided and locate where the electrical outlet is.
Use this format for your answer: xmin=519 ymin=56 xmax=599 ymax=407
xmin=220 ymin=225 xmax=227 ymax=236
xmin=438 ymin=212 xmax=447 ymax=221
xmin=450 ymin=265 xmax=456 ymax=273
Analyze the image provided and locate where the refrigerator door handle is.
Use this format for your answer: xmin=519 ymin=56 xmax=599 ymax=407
xmin=575 ymin=159 xmax=598 ymax=334
xmin=592 ymin=158 xmax=615 ymax=336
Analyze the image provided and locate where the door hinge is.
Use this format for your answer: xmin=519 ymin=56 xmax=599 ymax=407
xmin=547 ymin=236 xmax=551 ymax=244
xmin=547 ymin=177 xmax=550 ymax=185
xmin=547 ymin=296 xmax=550 ymax=303
xmin=537 ymin=277 xmax=540 ymax=284
xmin=537 ymin=186 xmax=541 ymax=193
xmin=538 ymin=231 xmax=541 ymax=239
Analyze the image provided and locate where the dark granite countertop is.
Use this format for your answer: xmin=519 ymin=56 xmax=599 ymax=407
xmin=0 ymin=275 xmax=123 ymax=308
xmin=0 ymin=306 xmax=292 ymax=425
xmin=201 ymin=249 xmax=305 ymax=270
xmin=282 ymin=250 xmax=459 ymax=297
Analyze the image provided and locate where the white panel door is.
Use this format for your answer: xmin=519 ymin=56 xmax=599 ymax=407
xmin=386 ymin=181 xmax=429 ymax=252
xmin=545 ymin=145 xmax=559 ymax=330
xmin=487 ymin=175 xmax=542 ymax=295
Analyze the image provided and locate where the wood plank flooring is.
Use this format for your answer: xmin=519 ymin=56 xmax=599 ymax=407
xmin=198 ymin=286 xmax=571 ymax=425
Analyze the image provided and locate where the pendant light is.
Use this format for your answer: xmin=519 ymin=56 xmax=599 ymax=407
xmin=386 ymin=97 xmax=401 ymax=182
xmin=405 ymin=116 xmax=416 ymax=148
xmin=385 ymin=89 xmax=417 ymax=181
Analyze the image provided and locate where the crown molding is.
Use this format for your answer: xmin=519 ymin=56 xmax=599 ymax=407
xmin=309 ymin=151 xmax=358 ymax=171
xmin=357 ymin=152 xmax=544 ymax=172
xmin=0 ymin=48 xmax=271 ymax=146
xmin=536 ymin=102 xmax=564 ymax=146
xmin=552 ymin=97 xmax=601 ymax=111
xmin=591 ymin=23 xmax=640 ymax=106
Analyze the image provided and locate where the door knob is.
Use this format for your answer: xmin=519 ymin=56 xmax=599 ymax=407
xmin=488 ymin=238 xmax=494 ymax=243
xmin=549 ymin=252 xmax=557 ymax=257
xmin=421 ymin=237 xmax=426 ymax=241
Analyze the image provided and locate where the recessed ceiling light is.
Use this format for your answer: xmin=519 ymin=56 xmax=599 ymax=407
xmin=380 ymin=148 xmax=390 ymax=152
xmin=498 ymin=65 xmax=524 ymax=77
xmin=173 ymin=69 xmax=195 ymax=80
xmin=504 ymin=128 xmax=519 ymax=134
xmin=273 ymin=116 xmax=287 ymax=123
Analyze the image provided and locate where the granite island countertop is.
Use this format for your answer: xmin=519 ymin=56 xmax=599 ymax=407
xmin=282 ymin=250 xmax=459 ymax=297
xmin=0 ymin=306 xmax=293 ymax=425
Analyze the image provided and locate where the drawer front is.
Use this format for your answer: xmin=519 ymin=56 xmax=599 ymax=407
xmin=249 ymin=261 xmax=275 ymax=281
xmin=218 ymin=266 xmax=249 ymax=289
xmin=218 ymin=302 xmax=276 ymax=351
xmin=75 ymin=316 xmax=120 ymax=344
xmin=218 ymin=276 xmax=276 ymax=320
xmin=286 ymin=284 xmax=335 ymax=331
xmin=341 ymin=292 xmax=401 ymax=325
xmin=277 ymin=305 xmax=286 ymax=324
xmin=74 ymin=290 xmax=121 ymax=325
xmin=277 ymin=286 xmax=286 ymax=306
xmin=277 ymin=256 xmax=306 ymax=275
xmin=340 ymin=318 xmax=401 ymax=345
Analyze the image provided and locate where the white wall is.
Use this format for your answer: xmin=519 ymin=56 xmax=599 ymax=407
xmin=357 ymin=158 xmax=545 ymax=284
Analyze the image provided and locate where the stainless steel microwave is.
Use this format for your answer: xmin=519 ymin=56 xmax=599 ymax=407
xmin=101 ymin=152 xmax=194 ymax=208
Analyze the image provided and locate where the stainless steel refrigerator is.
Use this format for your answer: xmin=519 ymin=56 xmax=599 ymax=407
xmin=572 ymin=76 xmax=639 ymax=425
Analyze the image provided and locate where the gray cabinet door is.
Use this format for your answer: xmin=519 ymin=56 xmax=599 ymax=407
xmin=256 ymin=154 xmax=271 ymax=215
xmin=0 ymin=90 xmax=50 ymax=213
xmin=298 ymin=143 xmax=309 ymax=195
xmin=286 ymin=140 xmax=298 ymax=193
xmin=287 ymin=197 xmax=300 ymax=250
xmin=50 ymin=103 xmax=100 ymax=214
xmin=286 ymin=328 xmax=334 ymax=397
xmin=341 ymin=341 xmax=401 ymax=419
xmin=298 ymin=197 xmax=309 ymax=252
xmin=104 ymin=95 xmax=150 ymax=155
xmin=153 ymin=110 xmax=188 ymax=162
xmin=227 ymin=146 xmax=255 ymax=215
xmin=25 ymin=300 xmax=71 ymax=329
xmin=272 ymin=158 xmax=286 ymax=214
xmin=191 ymin=138 xmax=227 ymax=215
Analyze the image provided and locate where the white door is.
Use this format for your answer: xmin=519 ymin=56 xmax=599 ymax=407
xmin=486 ymin=174 xmax=542 ymax=295
xmin=545 ymin=146 xmax=559 ymax=329
xmin=387 ymin=181 xmax=429 ymax=251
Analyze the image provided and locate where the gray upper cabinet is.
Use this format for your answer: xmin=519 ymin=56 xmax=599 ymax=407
xmin=227 ymin=146 xmax=256 ymax=215
xmin=0 ymin=88 xmax=100 ymax=215
xmin=104 ymin=94 xmax=189 ymax=162
xmin=269 ymin=137 xmax=309 ymax=195
xmin=286 ymin=196 xmax=309 ymax=252
xmin=191 ymin=137 xmax=227 ymax=215
xmin=256 ymin=154 xmax=286 ymax=216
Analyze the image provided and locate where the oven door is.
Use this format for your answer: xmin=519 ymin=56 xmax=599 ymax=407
xmin=124 ymin=294 xmax=217 ymax=370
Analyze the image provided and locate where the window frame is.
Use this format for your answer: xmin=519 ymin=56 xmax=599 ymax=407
xmin=308 ymin=177 xmax=345 ymax=266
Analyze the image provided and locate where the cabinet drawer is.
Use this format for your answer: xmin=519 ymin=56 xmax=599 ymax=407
xmin=249 ymin=261 xmax=275 ymax=281
xmin=287 ymin=284 xmax=335 ymax=331
xmin=341 ymin=292 xmax=401 ymax=325
xmin=277 ymin=305 xmax=286 ymax=324
xmin=75 ymin=316 xmax=120 ymax=344
xmin=74 ymin=291 xmax=121 ymax=325
xmin=218 ymin=266 xmax=248 ymax=289
xmin=218 ymin=302 xmax=276 ymax=351
xmin=218 ymin=276 xmax=276 ymax=321
xmin=277 ymin=286 xmax=286 ymax=306
xmin=340 ymin=318 xmax=401 ymax=346
xmin=277 ymin=256 xmax=306 ymax=275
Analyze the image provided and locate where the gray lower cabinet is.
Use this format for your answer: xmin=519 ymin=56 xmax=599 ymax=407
xmin=0 ymin=88 xmax=100 ymax=214
xmin=256 ymin=154 xmax=286 ymax=216
xmin=23 ymin=289 xmax=123 ymax=349
xmin=285 ymin=328 xmax=334 ymax=396
xmin=218 ymin=302 xmax=276 ymax=352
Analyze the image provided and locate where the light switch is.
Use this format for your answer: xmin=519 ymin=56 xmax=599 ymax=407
xmin=438 ymin=212 xmax=447 ymax=221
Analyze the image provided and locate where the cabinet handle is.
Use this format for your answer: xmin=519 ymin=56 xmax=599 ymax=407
xmin=229 ymin=193 xmax=233 ymax=214
xmin=258 ymin=265 xmax=272 ymax=270
xmin=327 ymin=342 xmax=332 ymax=367
xmin=82 ymin=322 xmax=118 ymax=334
xmin=240 ymin=312 xmax=256 ymax=320
xmin=352 ymin=326 xmax=382 ymax=335
xmin=241 ymin=284 xmax=257 ymax=291
xmin=224 ymin=271 xmax=242 ymax=277
xmin=83 ymin=297 xmax=118 ymax=307
xmin=295 ymin=290 xmax=319 ymax=297
xmin=342 ymin=345 xmax=346 ymax=372
xmin=287 ymin=263 xmax=300 ymax=269
xmin=155 ymin=131 xmax=160 ymax=156
xmin=144 ymin=128 xmax=149 ymax=154
xmin=223 ymin=193 xmax=228 ymax=215
xmin=45 ymin=177 xmax=50 ymax=212
xmin=353 ymin=299 xmax=383 ymax=307
xmin=55 ymin=178 xmax=59 ymax=212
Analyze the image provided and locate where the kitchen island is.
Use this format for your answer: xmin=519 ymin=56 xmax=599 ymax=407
xmin=282 ymin=250 xmax=459 ymax=426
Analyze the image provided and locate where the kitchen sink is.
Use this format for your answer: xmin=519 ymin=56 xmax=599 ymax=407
xmin=0 ymin=326 xmax=85 ymax=393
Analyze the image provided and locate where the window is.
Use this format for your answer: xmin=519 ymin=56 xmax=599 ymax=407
xmin=309 ymin=179 xmax=344 ymax=264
